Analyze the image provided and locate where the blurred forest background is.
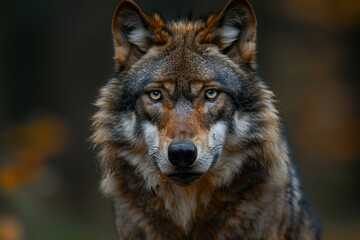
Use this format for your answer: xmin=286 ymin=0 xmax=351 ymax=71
xmin=1 ymin=0 xmax=359 ymax=239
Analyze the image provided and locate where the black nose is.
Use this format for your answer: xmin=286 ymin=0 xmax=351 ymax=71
xmin=168 ymin=141 xmax=197 ymax=167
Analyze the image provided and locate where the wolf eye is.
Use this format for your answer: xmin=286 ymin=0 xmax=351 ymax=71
xmin=205 ymin=89 xmax=218 ymax=100
xmin=149 ymin=90 xmax=162 ymax=101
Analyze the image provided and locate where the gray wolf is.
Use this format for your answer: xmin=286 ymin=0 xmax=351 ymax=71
xmin=91 ymin=0 xmax=320 ymax=239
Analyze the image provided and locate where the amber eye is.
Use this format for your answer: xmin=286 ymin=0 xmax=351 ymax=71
xmin=205 ymin=89 xmax=218 ymax=100
xmin=149 ymin=90 xmax=162 ymax=101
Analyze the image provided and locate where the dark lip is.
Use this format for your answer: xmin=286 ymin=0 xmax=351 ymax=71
xmin=168 ymin=172 xmax=202 ymax=186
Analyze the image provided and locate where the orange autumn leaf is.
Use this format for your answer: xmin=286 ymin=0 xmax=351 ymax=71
xmin=0 ymin=117 xmax=68 ymax=192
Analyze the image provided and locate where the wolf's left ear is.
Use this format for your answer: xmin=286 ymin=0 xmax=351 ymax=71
xmin=112 ymin=0 xmax=168 ymax=67
xmin=198 ymin=0 xmax=257 ymax=65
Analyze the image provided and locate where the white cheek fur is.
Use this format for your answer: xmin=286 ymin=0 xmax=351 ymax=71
xmin=142 ymin=122 xmax=159 ymax=150
xmin=208 ymin=121 xmax=227 ymax=148
xmin=193 ymin=121 xmax=228 ymax=172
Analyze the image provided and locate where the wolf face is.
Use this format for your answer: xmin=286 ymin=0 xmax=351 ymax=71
xmin=92 ymin=0 xmax=270 ymax=187
xmin=128 ymin=44 xmax=260 ymax=185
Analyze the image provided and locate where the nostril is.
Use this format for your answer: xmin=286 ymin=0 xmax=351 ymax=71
xmin=168 ymin=141 xmax=197 ymax=167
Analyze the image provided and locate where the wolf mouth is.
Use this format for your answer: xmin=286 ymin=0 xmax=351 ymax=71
xmin=168 ymin=172 xmax=202 ymax=185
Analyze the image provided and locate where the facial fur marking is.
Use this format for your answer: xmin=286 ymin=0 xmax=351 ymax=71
xmin=192 ymin=121 xmax=228 ymax=173
xmin=142 ymin=121 xmax=160 ymax=149
xmin=208 ymin=121 xmax=227 ymax=149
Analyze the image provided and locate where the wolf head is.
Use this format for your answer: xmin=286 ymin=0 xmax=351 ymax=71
xmin=93 ymin=0 xmax=282 ymax=189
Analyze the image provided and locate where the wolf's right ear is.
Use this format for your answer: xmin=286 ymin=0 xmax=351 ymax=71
xmin=112 ymin=0 xmax=168 ymax=67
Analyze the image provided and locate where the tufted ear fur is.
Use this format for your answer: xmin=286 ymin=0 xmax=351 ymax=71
xmin=112 ymin=0 xmax=168 ymax=67
xmin=198 ymin=0 xmax=257 ymax=66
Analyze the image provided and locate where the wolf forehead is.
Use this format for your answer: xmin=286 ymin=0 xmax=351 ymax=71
xmin=121 ymin=47 xmax=245 ymax=92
